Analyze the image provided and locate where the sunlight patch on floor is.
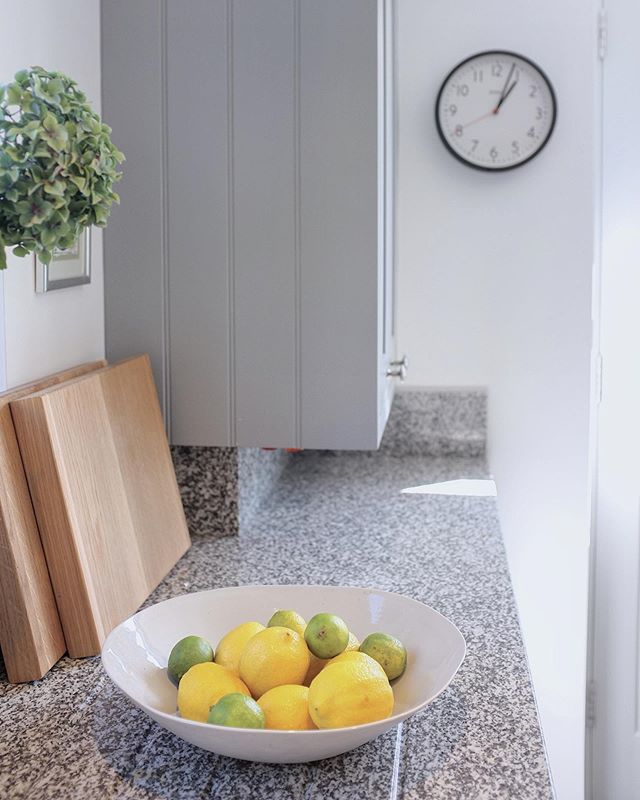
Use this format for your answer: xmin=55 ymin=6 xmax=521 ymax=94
xmin=401 ymin=479 xmax=497 ymax=497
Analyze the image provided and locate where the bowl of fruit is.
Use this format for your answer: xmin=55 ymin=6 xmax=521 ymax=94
xmin=101 ymin=584 xmax=465 ymax=763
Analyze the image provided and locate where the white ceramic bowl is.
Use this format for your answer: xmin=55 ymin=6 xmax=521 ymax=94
xmin=101 ymin=585 xmax=465 ymax=763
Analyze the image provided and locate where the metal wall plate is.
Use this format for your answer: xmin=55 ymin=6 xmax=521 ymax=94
xmin=35 ymin=227 xmax=91 ymax=293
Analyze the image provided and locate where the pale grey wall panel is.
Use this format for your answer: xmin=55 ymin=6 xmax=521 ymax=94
xmin=299 ymin=0 xmax=380 ymax=449
xmin=102 ymin=0 xmax=167 ymax=415
xmin=232 ymin=0 xmax=297 ymax=447
xmin=166 ymin=0 xmax=231 ymax=445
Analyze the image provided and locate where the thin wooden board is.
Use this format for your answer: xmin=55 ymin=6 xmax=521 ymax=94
xmin=0 ymin=360 xmax=107 ymax=683
xmin=11 ymin=355 xmax=190 ymax=657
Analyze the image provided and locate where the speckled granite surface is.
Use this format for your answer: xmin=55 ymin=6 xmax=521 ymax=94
xmin=238 ymin=448 xmax=292 ymax=529
xmin=171 ymin=446 xmax=239 ymax=537
xmin=0 ymin=450 xmax=552 ymax=800
xmin=381 ymin=389 xmax=486 ymax=457
xmin=171 ymin=390 xmax=486 ymax=538
xmin=171 ymin=447 xmax=293 ymax=537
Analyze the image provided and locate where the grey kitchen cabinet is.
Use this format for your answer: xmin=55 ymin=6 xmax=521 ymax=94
xmin=102 ymin=0 xmax=397 ymax=449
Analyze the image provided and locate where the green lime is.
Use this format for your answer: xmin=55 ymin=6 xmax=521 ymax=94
xmin=359 ymin=633 xmax=407 ymax=681
xmin=207 ymin=692 xmax=266 ymax=728
xmin=167 ymin=635 xmax=214 ymax=685
xmin=267 ymin=610 xmax=307 ymax=638
xmin=304 ymin=613 xmax=349 ymax=659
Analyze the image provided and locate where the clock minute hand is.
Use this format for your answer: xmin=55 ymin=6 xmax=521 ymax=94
xmin=495 ymin=61 xmax=516 ymax=108
xmin=494 ymin=80 xmax=518 ymax=113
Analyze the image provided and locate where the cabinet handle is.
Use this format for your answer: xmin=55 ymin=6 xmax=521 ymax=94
xmin=386 ymin=355 xmax=408 ymax=381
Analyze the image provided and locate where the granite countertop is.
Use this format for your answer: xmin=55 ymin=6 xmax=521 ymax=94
xmin=0 ymin=450 xmax=553 ymax=800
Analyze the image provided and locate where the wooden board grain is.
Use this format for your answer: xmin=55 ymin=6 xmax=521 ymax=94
xmin=0 ymin=360 xmax=107 ymax=683
xmin=10 ymin=355 xmax=190 ymax=657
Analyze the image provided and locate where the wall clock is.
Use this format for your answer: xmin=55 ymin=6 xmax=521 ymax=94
xmin=435 ymin=51 xmax=556 ymax=171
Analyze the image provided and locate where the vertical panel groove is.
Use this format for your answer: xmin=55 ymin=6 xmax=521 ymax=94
xmin=293 ymin=0 xmax=302 ymax=447
xmin=227 ymin=0 xmax=237 ymax=444
xmin=160 ymin=0 xmax=171 ymax=435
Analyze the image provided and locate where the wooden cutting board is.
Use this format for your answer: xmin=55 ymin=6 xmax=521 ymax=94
xmin=11 ymin=355 xmax=190 ymax=657
xmin=0 ymin=360 xmax=107 ymax=683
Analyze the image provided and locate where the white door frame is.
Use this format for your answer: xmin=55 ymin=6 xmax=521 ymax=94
xmin=586 ymin=2 xmax=640 ymax=797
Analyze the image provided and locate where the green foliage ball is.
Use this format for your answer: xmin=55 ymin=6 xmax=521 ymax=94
xmin=0 ymin=65 xmax=124 ymax=269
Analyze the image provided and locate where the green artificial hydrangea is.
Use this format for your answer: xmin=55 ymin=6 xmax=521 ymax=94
xmin=0 ymin=66 xmax=124 ymax=269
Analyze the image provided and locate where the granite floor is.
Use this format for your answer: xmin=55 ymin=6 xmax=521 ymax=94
xmin=0 ymin=450 xmax=553 ymax=799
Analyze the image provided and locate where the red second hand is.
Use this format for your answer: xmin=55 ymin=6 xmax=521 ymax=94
xmin=461 ymin=107 xmax=499 ymax=129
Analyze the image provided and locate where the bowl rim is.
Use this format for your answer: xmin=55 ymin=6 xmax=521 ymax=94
xmin=101 ymin=584 xmax=466 ymax=736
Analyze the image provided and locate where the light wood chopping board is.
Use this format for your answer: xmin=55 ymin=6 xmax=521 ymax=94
xmin=0 ymin=360 xmax=106 ymax=683
xmin=11 ymin=355 xmax=191 ymax=657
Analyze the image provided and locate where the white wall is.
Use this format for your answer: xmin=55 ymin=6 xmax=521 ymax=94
xmin=396 ymin=2 xmax=597 ymax=798
xmin=0 ymin=0 xmax=104 ymax=390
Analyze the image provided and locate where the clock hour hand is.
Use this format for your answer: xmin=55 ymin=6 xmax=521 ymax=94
xmin=494 ymin=79 xmax=518 ymax=113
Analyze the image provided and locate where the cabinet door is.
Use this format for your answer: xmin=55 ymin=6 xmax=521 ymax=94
xmin=299 ymin=0 xmax=390 ymax=450
xmin=102 ymin=0 xmax=396 ymax=450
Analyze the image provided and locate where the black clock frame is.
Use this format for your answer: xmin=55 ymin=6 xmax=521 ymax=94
xmin=435 ymin=50 xmax=557 ymax=172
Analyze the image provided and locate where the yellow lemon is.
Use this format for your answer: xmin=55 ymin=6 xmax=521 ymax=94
xmin=239 ymin=626 xmax=310 ymax=698
xmin=257 ymin=684 xmax=316 ymax=730
xmin=178 ymin=662 xmax=251 ymax=722
xmin=215 ymin=621 xmax=265 ymax=675
xmin=328 ymin=650 xmax=367 ymax=666
xmin=304 ymin=652 xmax=328 ymax=686
xmin=308 ymin=651 xmax=394 ymax=728
xmin=346 ymin=631 xmax=361 ymax=652
xmin=304 ymin=630 xmax=360 ymax=686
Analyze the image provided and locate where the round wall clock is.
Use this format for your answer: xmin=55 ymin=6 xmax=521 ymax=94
xmin=435 ymin=51 xmax=556 ymax=171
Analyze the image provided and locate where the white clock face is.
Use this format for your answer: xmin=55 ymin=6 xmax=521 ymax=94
xmin=436 ymin=51 xmax=556 ymax=170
